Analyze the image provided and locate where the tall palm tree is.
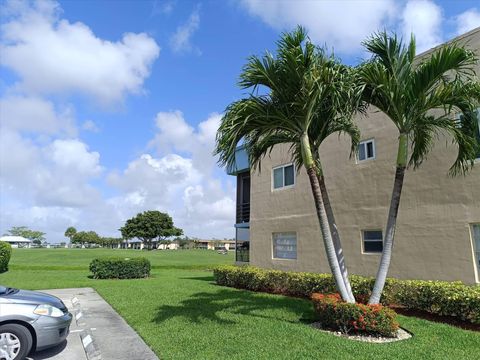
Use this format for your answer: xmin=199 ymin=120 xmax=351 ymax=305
xmin=359 ymin=32 xmax=480 ymax=304
xmin=215 ymin=27 xmax=363 ymax=302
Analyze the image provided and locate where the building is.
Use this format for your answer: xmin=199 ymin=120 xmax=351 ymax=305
xmin=227 ymin=28 xmax=480 ymax=284
xmin=193 ymin=239 xmax=236 ymax=251
xmin=0 ymin=236 xmax=32 ymax=248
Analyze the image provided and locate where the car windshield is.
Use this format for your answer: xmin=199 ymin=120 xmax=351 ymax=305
xmin=0 ymin=286 xmax=18 ymax=295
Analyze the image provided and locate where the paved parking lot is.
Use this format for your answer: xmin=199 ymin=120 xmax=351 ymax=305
xmin=28 ymin=288 xmax=158 ymax=360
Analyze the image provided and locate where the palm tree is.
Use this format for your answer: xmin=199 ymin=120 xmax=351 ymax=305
xmin=215 ymin=27 xmax=364 ymax=302
xmin=359 ymin=32 xmax=480 ymax=304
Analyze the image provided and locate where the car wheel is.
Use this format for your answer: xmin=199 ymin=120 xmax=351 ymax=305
xmin=0 ymin=324 xmax=33 ymax=360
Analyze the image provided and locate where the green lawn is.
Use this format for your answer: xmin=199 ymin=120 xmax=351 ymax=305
xmin=8 ymin=248 xmax=234 ymax=270
xmin=1 ymin=249 xmax=478 ymax=359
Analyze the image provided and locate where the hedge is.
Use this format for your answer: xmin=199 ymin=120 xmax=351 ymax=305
xmin=213 ymin=265 xmax=480 ymax=325
xmin=0 ymin=242 xmax=12 ymax=273
xmin=312 ymin=293 xmax=399 ymax=337
xmin=90 ymin=257 xmax=151 ymax=279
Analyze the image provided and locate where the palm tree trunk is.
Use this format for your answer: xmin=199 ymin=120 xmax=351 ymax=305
xmin=318 ymin=174 xmax=355 ymax=303
xmin=301 ymin=133 xmax=353 ymax=302
xmin=369 ymin=134 xmax=408 ymax=304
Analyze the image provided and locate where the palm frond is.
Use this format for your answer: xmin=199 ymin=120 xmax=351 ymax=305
xmin=215 ymin=26 xmax=365 ymax=173
xmin=410 ymin=44 xmax=477 ymax=98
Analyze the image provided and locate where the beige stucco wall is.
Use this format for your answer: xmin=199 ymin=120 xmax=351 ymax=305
xmin=249 ymin=28 xmax=480 ymax=284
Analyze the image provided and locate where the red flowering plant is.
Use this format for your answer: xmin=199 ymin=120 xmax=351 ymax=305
xmin=311 ymin=293 xmax=399 ymax=337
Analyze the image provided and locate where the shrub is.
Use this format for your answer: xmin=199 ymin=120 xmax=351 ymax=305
xmin=393 ymin=280 xmax=480 ymax=324
xmin=213 ymin=265 xmax=480 ymax=325
xmin=311 ymin=293 xmax=399 ymax=337
xmin=90 ymin=257 xmax=150 ymax=279
xmin=0 ymin=242 xmax=12 ymax=273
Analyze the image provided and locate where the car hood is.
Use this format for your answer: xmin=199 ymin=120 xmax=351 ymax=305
xmin=3 ymin=289 xmax=67 ymax=311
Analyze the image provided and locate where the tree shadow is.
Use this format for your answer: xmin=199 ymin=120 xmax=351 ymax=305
xmin=152 ymin=288 xmax=314 ymax=326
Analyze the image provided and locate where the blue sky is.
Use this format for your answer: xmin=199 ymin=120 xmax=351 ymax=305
xmin=1 ymin=0 xmax=479 ymax=242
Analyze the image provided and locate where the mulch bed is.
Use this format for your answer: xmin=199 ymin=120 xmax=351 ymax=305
xmin=389 ymin=305 xmax=480 ymax=332
xmin=311 ymin=323 xmax=412 ymax=343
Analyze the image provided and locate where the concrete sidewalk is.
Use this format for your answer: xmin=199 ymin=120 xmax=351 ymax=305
xmin=29 ymin=288 xmax=159 ymax=360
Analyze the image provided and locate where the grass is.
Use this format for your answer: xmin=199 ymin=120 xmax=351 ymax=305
xmin=1 ymin=249 xmax=478 ymax=359
xmin=8 ymin=248 xmax=234 ymax=270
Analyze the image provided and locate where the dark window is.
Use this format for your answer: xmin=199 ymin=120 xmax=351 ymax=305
xmin=363 ymin=230 xmax=383 ymax=253
xmin=284 ymin=165 xmax=294 ymax=186
xmin=236 ymin=172 xmax=250 ymax=223
xmin=358 ymin=140 xmax=375 ymax=162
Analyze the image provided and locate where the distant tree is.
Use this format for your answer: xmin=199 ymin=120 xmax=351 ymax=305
xmin=100 ymin=237 xmax=122 ymax=249
xmin=4 ymin=226 xmax=29 ymax=237
xmin=64 ymin=227 xmax=77 ymax=243
xmin=192 ymin=238 xmax=201 ymax=249
xmin=72 ymin=231 xmax=100 ymax=247
xmin=120 ymin=211 xmax=183 ymax=250
xmin=175 ymin=236 xmax=190 ymax=249
xmin=5 ymin=226 xmax=45 ymax=244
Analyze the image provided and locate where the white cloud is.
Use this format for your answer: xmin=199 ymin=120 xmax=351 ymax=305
xmin=151 ymin=0 xmax=175 ymax=16
xmin=0 ymin=95 xmax=76 ymax=136
xmin=455 ymin=8 xmax=480 ymax=35
xmin=82 ymin=120 xmax=100 ymax=133
xmin=106 ymin=111 xmax=235 ymax=239
xmin=401 ymin=0 xmax=443 ymax=53
xmin=48 ymin=139 xmax=103 ymax=177
xmin=240 ymin=0 xmax=396 ymax=54
xmin=0 ymin=130 xmax=103 ymax=208
xmin=108 ymin=153 xmax=200 ymax=202
xmin=0 ymin=0 xmax=160 ymax=104
xmin=170 ymin=8 xmax=200 ymax=53
xmin=149 ymin=110 xmax=221 ymax=175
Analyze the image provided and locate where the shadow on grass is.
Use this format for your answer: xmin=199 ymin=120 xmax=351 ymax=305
xmin=152 ymin=288 xmax=314 ymax=325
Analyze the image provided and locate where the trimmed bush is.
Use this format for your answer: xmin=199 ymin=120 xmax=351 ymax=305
xmin=312 ymin=293 xmax=399 ymax=337
xmin=213 ymin=265 xmax=480 ymax=325
xmin=0 ymin=242 xmax=12 ymax=273
xmin=90 ymin=257 xmax=150 ymax=279
xmin=393 ymin=280 xmax=480 ymax=324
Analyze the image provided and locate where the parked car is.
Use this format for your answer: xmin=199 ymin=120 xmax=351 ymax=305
xmin=0 ymin=286 xmax=72 ymax=360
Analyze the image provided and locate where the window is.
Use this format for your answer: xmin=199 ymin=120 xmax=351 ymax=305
xmin=272 ymin=164 xmax=295 ymax=189
xmin=273 ymin=232 xmax=297 ymax=259
xmin=471 ymin=224 xmax=480 ymax=281
xmin=357 ymin=139 xmax=375 ymax=162
xmin=362 ymin=230 xmax=383 ymax=253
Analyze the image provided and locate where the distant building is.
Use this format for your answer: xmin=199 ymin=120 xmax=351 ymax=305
xmin=0 ymin=236 xmax=32 ymax=248
xmin=194 ymin=239 xmax=236 ymax=251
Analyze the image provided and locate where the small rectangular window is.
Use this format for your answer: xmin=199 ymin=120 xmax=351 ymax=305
xmin=471 ymin=224 xmax=480 ymax=280
xmin=357 ymin=139 xmax=375 ymax=162
xmin=363 ymin=230 xmax=383 ymax=253
xmin=272 ymin=164 xmax=295 ymax=189
xmin=273 ymin=232 xmax=297 ymax=259
xmin=476 ymin=109 xmax=480 ymax=159
xmin=273 ymin=167 xmax=284 ymax=189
